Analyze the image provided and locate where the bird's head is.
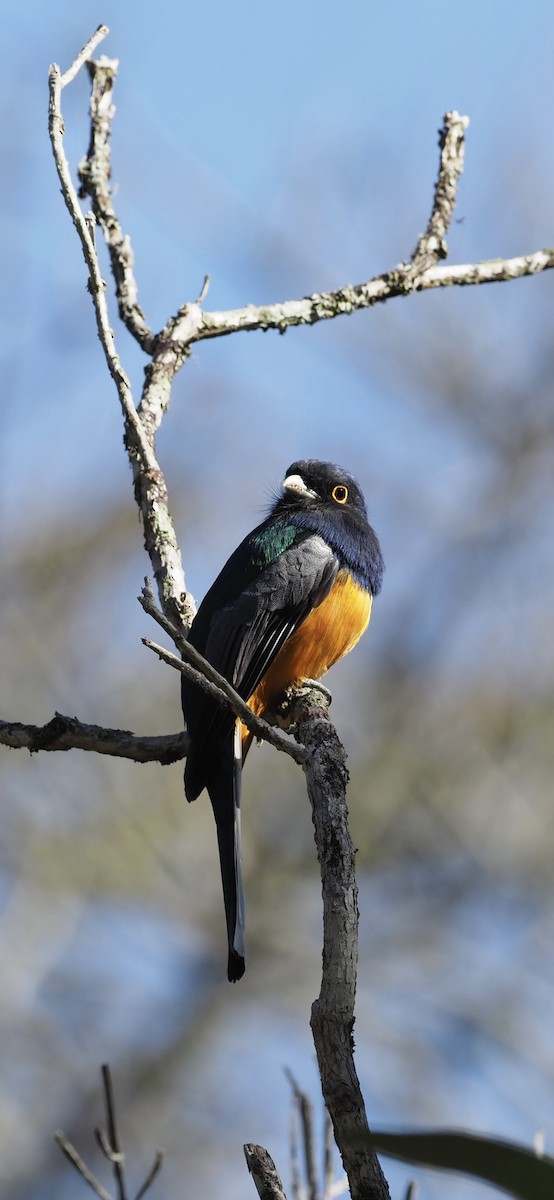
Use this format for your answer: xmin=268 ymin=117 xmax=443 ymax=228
xmin=280 ymin=459 xmax=368 ymax=519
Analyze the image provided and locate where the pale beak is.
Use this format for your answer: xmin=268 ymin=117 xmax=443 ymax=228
xmin=282 ymin=473 xmax=317 ymax=499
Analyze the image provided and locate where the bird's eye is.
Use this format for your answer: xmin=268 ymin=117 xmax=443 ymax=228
xmin=332 ymin=484 xmax=348 ymax=504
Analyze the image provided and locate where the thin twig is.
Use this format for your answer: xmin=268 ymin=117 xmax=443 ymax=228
xmin=285 ymin=1069 xmax=319 ymax=1200
xmin=140 ymin=577 xmax=301 ymax=762
xmin=1 ymin=615 xmax=309 ymax=771
xmin=96 ymin=1118 xmax=160 ymax=1196
xmin=142 ymin=579 xmax=305 ymax=772
xmin=96 ymin=1127 xmax=120 ymax=1162
xmin=48 ymin=64 xmax=154 ymax=472
xmin=134 ymin=1150 xmax=165 ymax=1200
xmin=409 ymin=111 xmax=469 ymax=271
xmin=57 ymin=1071 xmax=163 ymax=1200
xmin=143 ymin=637 xmax=308 ymax=765
xmin=416 ymin=248 xmax=554 ymax=286
xmin=289 ymin=1089 xmax=302 ymax=1200
xmin=323 ymin=1111 xmax=334 ymax=1200
xmin=59 ymin=24 xmax=109 ymax=88
xmin=101 ymin=1064 xmax=128 ymax=1200
xmin=196 ymin=273 xmax=211 ymax=304
xmin=139 ymin=577 xmax=191 ymax=653
xmin=0 ymin=714 xmax=187 ymax=763
xmin=55 ymin=1131 xmax=114 ymax=1200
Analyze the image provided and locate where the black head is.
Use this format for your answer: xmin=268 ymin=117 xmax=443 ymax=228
xmin=280 ymin=459 xmax=368 ymax=518
xmin=270 ymin=459 xmax=383 ymax=595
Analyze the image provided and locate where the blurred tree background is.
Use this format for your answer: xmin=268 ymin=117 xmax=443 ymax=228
xmin=2 ymin=3 xmax=554 ymax=1198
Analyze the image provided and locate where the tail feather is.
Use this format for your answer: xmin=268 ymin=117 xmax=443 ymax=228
xmin=208 ymin=726 xmax=246 ymax=982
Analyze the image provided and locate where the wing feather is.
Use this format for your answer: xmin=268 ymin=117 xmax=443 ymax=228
xmin=183 ymin=534 xmax=338 ymax=799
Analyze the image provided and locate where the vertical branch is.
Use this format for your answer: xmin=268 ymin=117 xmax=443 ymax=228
xmin=285 ymin=1069 xmax=320 ymax=1200
xmin=323 ymin=1112 xmax=335 ymax=1200
xmin=289 ymin=686 xmax=391 ymax=1200
xmin=101 ymin=1064 xmax=128 ymax=1200
xmin=409 ymin=110 xmax=469 ymax=272
xmin=78 ymin=59 xmax=155 ymax=352
xmin=48 ymin=35 xmax=194 ymax=633
xmin=77 ymin=55 xmax=197 ymax=629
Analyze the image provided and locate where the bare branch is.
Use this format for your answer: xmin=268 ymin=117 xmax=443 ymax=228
xmin=143 ymin=637 xmax=308 ymax=766
xmin=244 ymin=1144 xmax=288 ymax=1200
xmin=195 ymin=273 xmax=211 ymax=304
xmin=76 ymin=49 xmax=195 ymax=445
xmin=289 ymin=1091 xmax=302 ymax=1200
xmin=78 ymin=57 xmax=156 ymax=353
xmin=140 ymin=577 xmax=306 ymax=766
xmin=167 ymin=243 xmax=554 ymax=346
xmin=49 ymin=35 xmax=193 ymax=632
xmin=139 ymin=577 xmax=191 ymax=654
xmin=323 ymin=1112 xmax=335 ymax=1200
xmin=95 ymin=1127 xmax=120 ymax=1163
xmin=68 ymin=64 xmax=554 ymax=439
xmin=409 ymin=110 xmax=469 ymax=271
xmin=56 ymin=1070 xmax=164 ymax=1200
xmin=420 ymin=247 xmax=554 ymax=286
xmin=0 ymin=714 xmax=187 ymax=764
xmin=72 ymin=95 xmax=550 ymax=355
xmin=134 ymin=1150 xmax=165 ymax=1200
xmin=57 ymin=1068 xmax=164 ymax=1200
xmin=285 ymin=1069 xmax=319 ymax=1200
xmin=59 ymin=24 xmax=109 ymax=88
xmin=55 ymin=1131 xmax=114 ymax=1200
xmin=0 ymin=610 xmax=305 ymax=772
xmin=99 ymin=1064 xmax=128 ymax=1200
xmin=284 ymin=687 xmax=390 ymax=1200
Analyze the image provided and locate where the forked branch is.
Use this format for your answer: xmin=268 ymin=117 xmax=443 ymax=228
xmin=56 ymin=1063 xmax=164 ymax=1200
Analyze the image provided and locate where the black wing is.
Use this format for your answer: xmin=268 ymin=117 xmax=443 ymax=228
xmin=183 ymin=533 xmax=338 ymax=800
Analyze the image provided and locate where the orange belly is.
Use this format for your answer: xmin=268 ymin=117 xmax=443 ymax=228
xmin=246 ymin=571 xmax=372 ymax=727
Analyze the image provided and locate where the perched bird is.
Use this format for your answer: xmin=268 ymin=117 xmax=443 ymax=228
xmin=181 ymin=460 xmax=384 ymax=981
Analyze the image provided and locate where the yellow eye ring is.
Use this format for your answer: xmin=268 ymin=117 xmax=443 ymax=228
xmin=332 ymin=484 xmax=348 ymax=505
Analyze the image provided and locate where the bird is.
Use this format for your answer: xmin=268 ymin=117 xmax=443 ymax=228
xmin=181 ymin=459 xmax=384 ymax=981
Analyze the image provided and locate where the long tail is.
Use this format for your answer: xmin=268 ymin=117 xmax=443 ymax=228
xmin=207 ymin=724 xmax=246 ymax=982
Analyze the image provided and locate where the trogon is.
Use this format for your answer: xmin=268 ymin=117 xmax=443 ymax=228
xmin=181 ymin=459 xmax=384 ymax=981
